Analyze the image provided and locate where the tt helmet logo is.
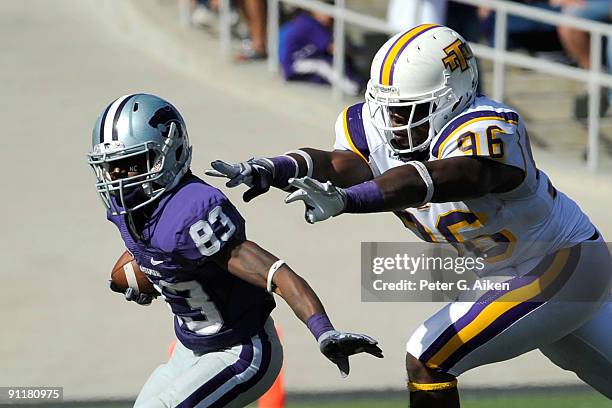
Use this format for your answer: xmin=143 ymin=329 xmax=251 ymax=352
xmin=442 ymin=39 xmax=473 ymax=72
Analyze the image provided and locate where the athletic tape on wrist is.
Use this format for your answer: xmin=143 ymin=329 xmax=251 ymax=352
xmin=406 ymin=161 xmax=434 ymax=205
xmin=285 ymin=149 xmax=313 ymax=177
xmin=268 ymin=156 xmax=298 ymax=189
xmin=408 ymin=379 xmax=457 ymax=392
xmin=344 ymin=180 xmax=384 ymax=213
xmin=267 ymin=259 xmax=286 ymax=293
xmin=285 ymin=155 xmax=299 ymax=178
xmin=123 ymin=262 xmax=140 ymax=295
xmin=306 ymin=313 xmax=335 ymax=341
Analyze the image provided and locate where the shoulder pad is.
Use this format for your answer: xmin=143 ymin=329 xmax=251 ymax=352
xmin=432 ymin=110 xmax=519 ymax=158
xmin=336 ymin=103 xmax=370 ymax=162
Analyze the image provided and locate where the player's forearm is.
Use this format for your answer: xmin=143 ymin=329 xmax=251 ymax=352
xmin=273 ymin=267 xmax=328 ymax=322
xmin=335 ymin=166 xmax=426 ymax=214
xmin=371 ymin=165 xmax=430 ymax=210
xmin=270 ymin=268 xmax=337 ymax=339
xmin=265 ymin=148 xmax=360 ymax=189
xmin=342 ymin=158 xmax=490 ymax=213
xmin=207 ymin=149 xmax=372 ymax=203
xmin=375 ymin=157 xmax=522 ymax=206
xmin=287 ymin=148 xmax=373 ymax=188
xmin=261 ymin=148 xmax=373 ymax=191
xmin=218 ymin=240 xmax=327 ymax=323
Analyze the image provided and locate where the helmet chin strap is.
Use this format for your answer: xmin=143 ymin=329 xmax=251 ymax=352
xmin=387 ymin=138 xmax=432 ymax=161
xmin=165 ymin=145 xmax=192 ymax=194
xmin=161 ymin=122 xmax=177 ymax=154
xmin=400 ymin=148 xmax=430 ymax=162
xmin=126 ymin=210 xmax=142 ymax=241
xmin=142 ymin=182 xmax=154 ymax=197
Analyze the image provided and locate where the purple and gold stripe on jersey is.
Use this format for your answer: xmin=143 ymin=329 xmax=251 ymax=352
xmin=379 ymin=24 xmax=440 ymax=86
xmin=419 ymin=245 xmax=580 ymax=373
xmin=394 ymin=211 xmax=439 ymax=243
xmin=342 ymin=103 xmax=370 ymax=163
xmin=431 ymin=110 xmax=520 ymax=158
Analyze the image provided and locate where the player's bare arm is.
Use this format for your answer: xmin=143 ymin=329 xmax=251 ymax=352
xmin=367 ymin=156 xmax=525 ymax=211
xmin=288 ymin=148 xmax=373 ymax=188
xmin=213 ymin=239 xmax=326 ymax=321
xmin=213 ymin=239 xmax=384 ymax=377
xmin=205 ymin=147 xmax=372 ymax=202
xmin=284 ymin=156 xmax=525 ymax=223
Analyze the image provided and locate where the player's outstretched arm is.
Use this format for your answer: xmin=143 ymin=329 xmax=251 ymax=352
xmin=212 ymin=239 xmax=383 ymax=377
xmin=285 ymin=157 xmax=525 ymax=223
xmin=363 ymin=156 xmax=525 ymax=210
xmin=291 ymin=148 xmax=374 ymax=187
xmin=205 ymin=148 xmax=372 ymax=202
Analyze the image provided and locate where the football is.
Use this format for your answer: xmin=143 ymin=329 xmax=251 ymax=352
xmin=111 ymin=250 xmax=156 ymax=295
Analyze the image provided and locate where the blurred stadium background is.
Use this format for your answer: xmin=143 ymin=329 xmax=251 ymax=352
xmin=1 ymin=0 xmax=611 ymax=406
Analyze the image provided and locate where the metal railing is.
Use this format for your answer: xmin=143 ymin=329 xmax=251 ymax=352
xmin=179 ymin=0 xmax=612 ymax=170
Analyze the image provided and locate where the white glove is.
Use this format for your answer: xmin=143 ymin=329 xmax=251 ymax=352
xmin=285 ymin=177 xmax=347 ymax=224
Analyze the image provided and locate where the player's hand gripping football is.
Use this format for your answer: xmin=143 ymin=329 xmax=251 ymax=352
xmin=205 ymin=158 xmax=275 ymax=202
xmin=285 ymin=177 xmax=347 ymax=224
xmin=109 ymin=281 xmax=157 ymax=306
xmin=318 ymin=330 xmax=383 ymax=378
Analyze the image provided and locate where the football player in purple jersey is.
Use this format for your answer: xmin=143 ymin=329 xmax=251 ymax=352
xmin=86 ymin=93 xmax=383 ymax=408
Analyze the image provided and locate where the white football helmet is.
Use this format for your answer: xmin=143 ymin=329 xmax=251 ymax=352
xmin=366 ymin=24 xmax=478 ymax=155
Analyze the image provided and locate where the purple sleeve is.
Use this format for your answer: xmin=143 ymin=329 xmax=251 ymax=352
xmin=177 ymin=198 xmax=246 ymax=261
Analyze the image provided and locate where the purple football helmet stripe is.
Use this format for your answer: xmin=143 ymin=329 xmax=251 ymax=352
xmin=387 ymin=26 xmax=439 ymax=86
xmin=378 ymin=24 xmax=440 ymax=86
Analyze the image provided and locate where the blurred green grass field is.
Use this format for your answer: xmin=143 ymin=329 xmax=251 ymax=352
xmin=5 ymin=389 xmax=609 ymax=408
xmin=285 ymin=392 xmax=609 ymax=408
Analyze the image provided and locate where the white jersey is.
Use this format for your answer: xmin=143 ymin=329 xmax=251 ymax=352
xmin=334 ymin=95 xmax=595 ymax=271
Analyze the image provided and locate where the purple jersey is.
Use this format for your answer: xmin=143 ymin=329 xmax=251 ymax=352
xmin=278 ymin=13 xmax=363 ymax=92
xmin=107 ymin=174 xmax=275 ymax=353
xmin=279 ymin=13 xmax=333 ymax=80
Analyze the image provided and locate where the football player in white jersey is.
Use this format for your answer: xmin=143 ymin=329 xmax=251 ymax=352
xmin=208 ymin=24 xmax=612 ymax=407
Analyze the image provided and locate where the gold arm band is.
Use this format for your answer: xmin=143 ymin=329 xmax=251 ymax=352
xmin=408 ymin=379 xmax=458 ymax=392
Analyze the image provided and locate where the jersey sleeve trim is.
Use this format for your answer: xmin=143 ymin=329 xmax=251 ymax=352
xmin=343 ymin=103 xmax=370 ymax=163
xmin=432 ymin=110 xmax=519 ymax=158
